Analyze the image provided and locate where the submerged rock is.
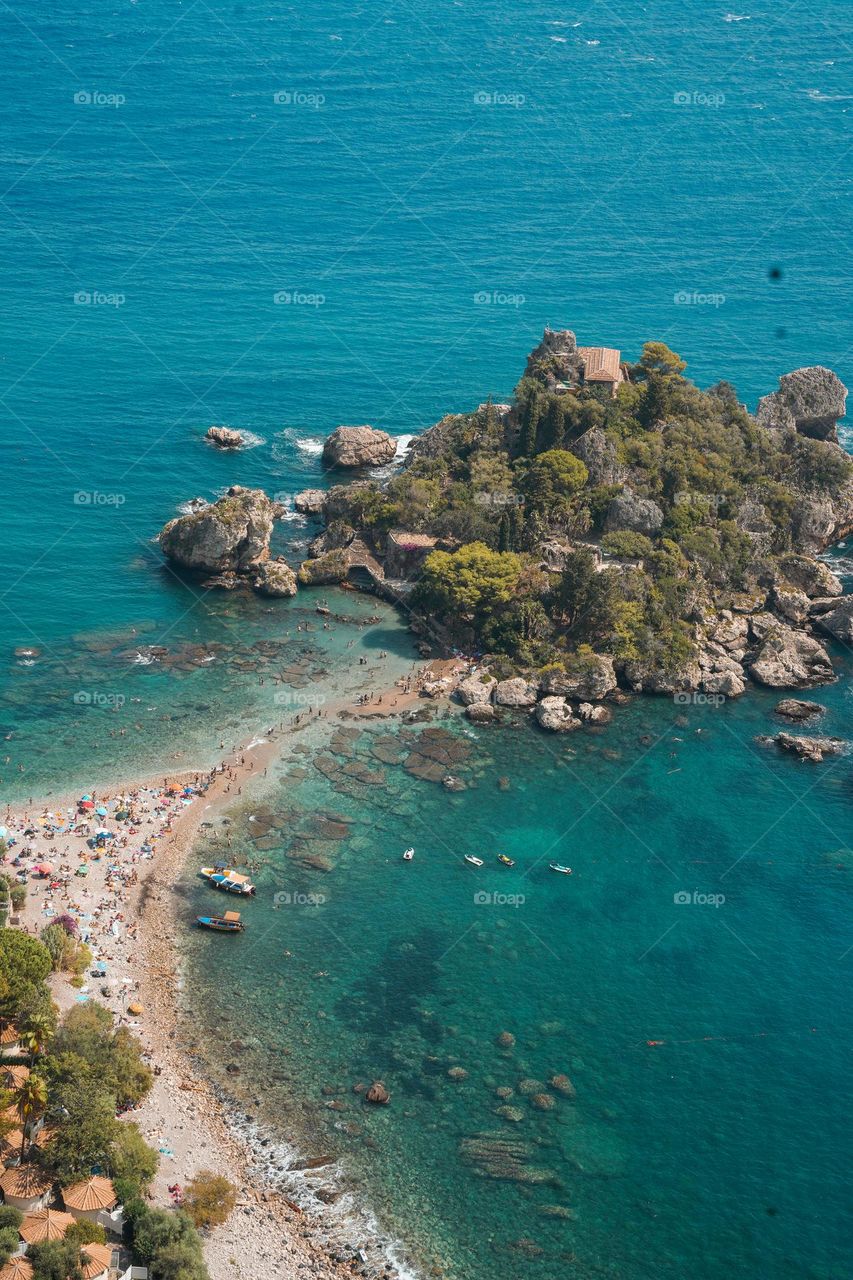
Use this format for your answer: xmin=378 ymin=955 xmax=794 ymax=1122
xmin=768 ymin=732 xmax=846 ymax=762
xmin=774 ymin=698 xmax=824 ymax=721
xmin=364 ymin=1081 xmax=390 ymax=1105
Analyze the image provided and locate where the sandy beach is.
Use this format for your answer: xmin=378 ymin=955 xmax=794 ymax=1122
xmin=4 ymin=656 xmax=465 ymax=1280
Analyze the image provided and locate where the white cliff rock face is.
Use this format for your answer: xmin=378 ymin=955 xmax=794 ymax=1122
xmin=749 ymin=625 xmax=834 ymax=688
xmin=494 ymin=677 xmax=539 ymax=708
xmin=536 ymin=696 xmax=582 ymax=732
xmin=159 ymin=486 xmax=276 ymax=574
xmin=322 ymin=425 xmax=397 ymax=468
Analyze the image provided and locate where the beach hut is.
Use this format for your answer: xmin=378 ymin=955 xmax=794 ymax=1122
xmin=62 ymin=1175 xmax=120 ymax=1231
xmin=0 ymin=1026 xmax=21 ymax=1060
xmin=0 ymin=1165 xmax=53 ymax=1212
xmin=80 ymin=1244 xmax=114 ymax=1280
xmin=19 ymin=1208 xmax=74 ymax=1245
xmin=0 ymin=1066 xmax=30 ymax=1090
xmin=0 ymin=1129 xmax=24 ymax=1167
xmin=0 ymin=1257 xmax=33 ymax=1280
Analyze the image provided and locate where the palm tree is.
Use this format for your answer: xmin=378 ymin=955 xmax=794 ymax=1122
xmin=13 ymin=1074 xmax=48 ymax=1160
xmin=20 ymin=1015 xmax=52 ymax=1067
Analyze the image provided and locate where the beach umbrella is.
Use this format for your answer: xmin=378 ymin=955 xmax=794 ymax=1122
xmin=80 ymin=794 xmax=92 ymax=801
xmin=127 ymin=1002 xmax=144 ymax=1016
xmin=34 ymin=863 xmax=53 ymax=875
xmin=0 ymin=826 xmax=7 ymax=839
xmin=95 ymin=806 xmax=108 ymax=816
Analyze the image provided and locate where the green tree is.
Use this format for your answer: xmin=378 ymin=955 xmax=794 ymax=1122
xmin=13 ymin=1072 xmax=48 ymax=1158
xmin=0 ymin=932 xmax=51 ymax=1020
xmin=524 ymin=449 xmax=589 ymax=511
xmin=27 ymin=1241 xmax=83 ymax=1280
xmin=638 ymin=341 xmax=687 ymax=378
xmin=0 ymin=1224 xmax=20 ymax=1269
xmin=182 ymin=1170 xmax=237 ymax=1229
xmin=65 ymin=1221 xmax=107 ymax=1247
xmin=50 ymin=1003 xmax=151 ymax=1108
xmin=417 ymin=543 xmax=522 ymax=624
xmin=109 ymin=1122 xmax=159 ymax=1201
xmin=550 ymin=550 xmax=619 ymax=642
xmin=43 ymin=1082 xmax=119 ymax=1182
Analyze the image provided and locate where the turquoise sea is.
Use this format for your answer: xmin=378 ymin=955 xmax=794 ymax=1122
xmin=1 ymin=2 xmax=852 ymax=1277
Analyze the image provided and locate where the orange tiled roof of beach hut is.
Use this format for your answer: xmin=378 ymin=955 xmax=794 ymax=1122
xmin=19 ymin=1208 xmax=74 ymax=1244
xmin=62 ymin=1174 xmax=117 ymax=1212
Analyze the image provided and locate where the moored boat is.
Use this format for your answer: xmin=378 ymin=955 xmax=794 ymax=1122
xmin=549 ymin=864 xmax=572 ymax=875
xmin=403 ymin=847 xmax=414 ymax=861
xmin=196 ymin=910 xmax=244 ymax=933
xmin=464 ymin=855 xmax=484 ymax=867
xmin=200 ymin=864 xmax=256 ymax=895
xmin=497 ymin=854 xmax=515 ymax=867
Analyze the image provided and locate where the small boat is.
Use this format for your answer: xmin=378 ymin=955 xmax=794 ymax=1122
xmin=196 ymin=911 xmax=244 ymax=933
xmin=402 ymin=848 xmax=414 ymax=861
xmin=464 ymin=855 xmax=484 ymax=867
xmin=200 ymin=865 xmax=256 ymax=896
xmin=549 ymin=864 xmax=572 ymax=875
xmin=497 ymin=854 xmax=515 ymax=867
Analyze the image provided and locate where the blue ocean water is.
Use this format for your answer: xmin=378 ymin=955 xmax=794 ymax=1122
xmin=2 ymin=2 xmax=852 ymax=1277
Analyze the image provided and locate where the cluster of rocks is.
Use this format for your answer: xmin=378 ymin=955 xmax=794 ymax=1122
xmin=455 ymin=655 xmax=618 ymax=732
xmin=206 ymin=425 xmax=245 ymax=449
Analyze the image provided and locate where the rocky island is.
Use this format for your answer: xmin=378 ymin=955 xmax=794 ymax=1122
xmin=160 ymin=330 xmax=853 ymax=728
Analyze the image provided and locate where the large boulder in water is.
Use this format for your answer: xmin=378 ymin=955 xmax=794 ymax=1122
xmin=756 ymin=366 xmax=847 ymax=442
xmin=536 ymin=697 xmax=581 ymax=732
xmin=206 ymin=425 xmax=244 ymax=449
xmin=293 ymin=489 xmax=327 ymax=516
xmin=322 ymin=425 xmax=397 ymax=468
xmin=814 ymin=595 xmax=853 ymax=647
xmin=159 ymin=486 xmax=276 ymax=574
xmin=494 ymin=677 xmax=538 ymax=708
xmin=251 ymin=560 xmax=298 ymax=597
xmin=457 ymin=673 xmax=497 ymax=706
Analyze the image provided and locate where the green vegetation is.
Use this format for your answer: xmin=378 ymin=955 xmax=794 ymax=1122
xmin=0 ymin=928 xmax=215 ymax=1280
xmin=182 ymin=1171 xmax=238 ymax=1229
xmin=321 ymin=338 xmax=851 ymax=675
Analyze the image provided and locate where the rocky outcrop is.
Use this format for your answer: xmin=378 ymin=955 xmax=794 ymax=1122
xmin=603 ymin=489 xmax=664 ymax=537
xmin=774 ymin=698 xmax=824 ymax=721
xmin=536 ymin=697 xmax=582 ymax=732
xmin=769 ymin=584 xmax=810 ymax=625
xmin=206 ymin=425 xmax=244 ymax=449
xmin=748 ymin=625 xmax=834 ymax=688
xmin=293 ymin=489 xmax=327 ymax=516
xmin=524 ymin=327 xmax=582 ymax=388
xmin=577 ymin=702 xmax=612 ymax=724
xmin=768 ymin=732 xmax=846 ymax=762
xmin=778 ymin=554 xmax=842 ymax=598
xmin=251 ymin=560 xmax=297 ymax=597
xmin=309 ymin=522 xmax=356 ymax=558
xmin=466 ymin=702 xmax=496 ymax=724
xmin=323 ymin=425 xmax=397 ymax=468
xmin=814 ymin=594 xmax=853 ymax=647
xmin=297 ymin=550 xmax=352 ymax=585
xmin=159 ymin=487 xmax=276 ymax=575
xmin=494 ymin=677 xmax=538 ymax=708
xmin=540 ymin=653 xmax=617 ymax=701
xmin=570 ymin=428 xmax=625 ymax=487
xmin=457 ymin=674 xmax=497 ymax=706
xmin=621 ymin=658 xmax=702 ymax=694
xmin=756 ymin=366 xmax=847 ymax=442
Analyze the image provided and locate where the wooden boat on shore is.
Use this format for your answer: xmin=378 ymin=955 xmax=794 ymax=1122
xmin=200 ymin=864 xmax=256 ymax=896
xmin=196 ymin=911 xmax=244 ymax=933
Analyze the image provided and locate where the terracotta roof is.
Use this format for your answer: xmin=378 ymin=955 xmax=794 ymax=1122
xmin=0 ymin=1026 xmax=19 ymax=1047
xmin=0 ymin=1257 xmax=33 ymax=1280
xmin=0 ymin=1066 xmax=30 ymax=1089
xmin=62 ymin=1174 xmax=117 ymax=1212
xmin=0 ymin=1164 xmax=53 ymax=1198
xmin=19 ymin=1208 xmax=74 ymax=1243
xmin=80 ymin=1244 xmax=113 ymax=1280
xmin=578 ymin=346 xmax=622 ymax=382
xmin=0 ymin=1128 xmax=24 ymax=1163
